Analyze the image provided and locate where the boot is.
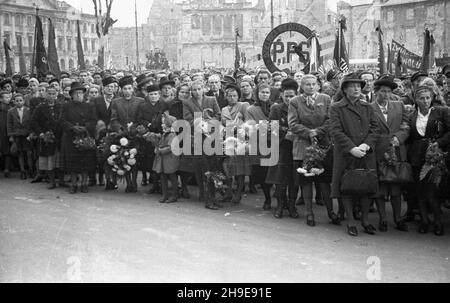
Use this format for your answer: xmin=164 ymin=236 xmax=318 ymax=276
xmin=287 ymin=199 xmax=299 ymax=218
xmin=262 ymin=184 xmax=272 ymax=210
xmin=47 ymin=170 xmax=56 ymax=189
xmin=274 ymin=198 xmax=283 ymax=219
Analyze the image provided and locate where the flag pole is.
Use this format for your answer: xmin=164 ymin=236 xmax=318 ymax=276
xmin=31 ymin=7 xmax=39 ymax=76
xmin=135 ymin=0 xmax=140 ymax=71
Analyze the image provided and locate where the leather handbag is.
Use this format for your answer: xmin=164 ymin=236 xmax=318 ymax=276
xmin=378 ymin=146 xmax=413 ymax=183
xmin=340 ymin=158 xmax=378 ymax=196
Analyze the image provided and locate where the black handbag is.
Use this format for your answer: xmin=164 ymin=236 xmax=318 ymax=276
xmin=378 ymin=146 xmax=413 ymax=183
xmin=340 ymin=158 xmax=378 ymax=196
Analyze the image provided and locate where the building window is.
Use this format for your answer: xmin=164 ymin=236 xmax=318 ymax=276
xmin=91 ymin=39 xmax=96 ymax=52
xmin=58 ymin=37 xmax=64 ymax=50
xmin=16 ymin=34 xmax=22 ymax=47
xmin=4 ymin=33 xmax=11 ymax=45
xmin=67 ymin=38 xmax=72 ymax=51
xmin=83 ymin=23 xmax=88 ymax=33
xmin=213 ymin=15 xmax=222 ymax=35
xmin=91 ymin=24 xmax=95 ymax=33
xmin=387 ymin=10 xmax=394 ymax=23
xmin=192 ymin=15 xmax=200 ymax=29
xmin=15 ymin=15 xmax=22 ymax=26
xmin=327 ymin=14 xmax=331 ymax=24
xmin=406 ymin=8 xmax=414 ymax=20
xmin=4 ymin=13 xmax=11 ymax=25
xmin=28 ymin=35 xmax=33 ymax=51
xmin=84 ymin=39 xmax=88 ymax=52
xmin=27 ymin=15 xmax=33 ymax=26
xmin=202 ymin=15 xmax=211 ymax=35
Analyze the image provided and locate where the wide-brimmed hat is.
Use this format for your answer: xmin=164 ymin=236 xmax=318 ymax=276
xmin=340 ymin=72 xmax=366 ymax=91
xmin=159 ymin=77 xmax=175 ymax=89
xmin=136 ymin=74 xmax=152 ymax=88
xmin=224 ymin=83 xmax=241 ymax=98
xmin=69 ymin=82 xmax=87 ymax=95
xmin=410 ymin=71 xmax=428 ymax=83
xmin=374 ymin=75 xmax=398 ymax=90
xmin=327 ymin=69 xmax=342 ymax=82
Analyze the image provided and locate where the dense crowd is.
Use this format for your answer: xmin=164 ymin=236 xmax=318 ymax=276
xmin=1 ymin=65 xmax=450 ymax=237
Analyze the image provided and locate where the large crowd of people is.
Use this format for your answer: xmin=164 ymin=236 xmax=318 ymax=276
xmin=1 ymin=64 xmax=450 ymax=237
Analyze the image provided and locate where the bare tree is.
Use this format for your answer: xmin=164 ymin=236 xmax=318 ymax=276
xmin=93 ymin=0 xmax=117 ymax=69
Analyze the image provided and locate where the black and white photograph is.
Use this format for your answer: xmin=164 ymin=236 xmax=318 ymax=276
xmin=0 ymin=0 xmax=449 ymax=285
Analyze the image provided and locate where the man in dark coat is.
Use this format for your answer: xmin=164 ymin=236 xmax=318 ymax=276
xmin=93 ymin=76 xmax=117 ymax=128
xmin=205 ymin=74 xmax=228 ymax=109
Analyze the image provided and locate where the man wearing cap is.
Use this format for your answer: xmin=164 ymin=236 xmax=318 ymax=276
xmin=329 ymin=72 xmax=380 ymax=236
xmin=323 ymin=70 xmax=342 ymax=101
xmin=110 ymin=76 xmax=143 ymax=133
xmin=400 ymin=71 xmax=428 ymax=106
xmin=370 ymin=75 xmax=410 ymax=232
xmin=205 ymin=74 xmax=227 ymax=109
xmin=135 ymin=74 xmax=153 ymax=99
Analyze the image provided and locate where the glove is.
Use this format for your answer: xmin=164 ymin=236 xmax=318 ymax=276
xmin=350 ymin=147 xmax=366 ymax=158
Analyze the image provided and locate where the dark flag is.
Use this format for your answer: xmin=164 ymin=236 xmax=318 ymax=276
xmin=3 ymin=39 xmax=12 ymax=76
xmin=48 ymin=18 xmax=61 ymax=77
xmin=17 ymin=38 xmax=27 ymax=74
xmin=234 ymin=28 xmax=241 ymax=71
xmin=420 ymin=28 xmax=431 ymax=72
xmin=395 ymin=50 xmax=402 ymax=77
xmin=76 ymin=20 xmax=86 ymax=70
xmin=333 ymin=15 xmax=349 ymax=73
xmin=34 ymin=14 xmax=49 ymax=78
xmin=376 ymin=26 xmax=386 ymax=75
xmin=387 ymin=43 xmax=392 ymax=74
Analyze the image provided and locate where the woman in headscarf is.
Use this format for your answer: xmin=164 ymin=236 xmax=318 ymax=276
xmin=245 ymin=83 xmax=273 ymax=210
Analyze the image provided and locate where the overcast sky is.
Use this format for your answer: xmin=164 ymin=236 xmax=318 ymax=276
xmin=64 ymin=0 xmax=338 ymax=28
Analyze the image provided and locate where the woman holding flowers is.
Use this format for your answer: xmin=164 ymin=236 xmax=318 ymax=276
xmin=60 ymin=82 xmax=97 ymax=194
xmin=245 ymin=83 xmax=273 ymax=210
xmin=288 ymin=74 xmax=338 ymax=227
xmin=407 ymin=85 xmax=450 ymax=236
xmin=221 ymin=83 xmax=250 ymax=204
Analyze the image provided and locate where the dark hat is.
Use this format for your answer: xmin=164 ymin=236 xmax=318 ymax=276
xmin=235 ymin=70 xmax=247 ymax=78
xmin=281 ymin=78 xmax=299 ymax=92
xmin=374 ymin=74 xmax=398 ymax=90
xmin=442 ymin=64 xmax=450 ymax=77
xmin=224 ymin=83 xmax=241 ymax=98
xmin=102 ymin=76 xmax=117 ymax=87
xmin=414 ymin=85 xmax=434 ymax=96
xmin=168 ymin=72 xmax=181 ymax=81
xmin=48 ymin=78 xmax=60 ymax=86
xmin=326 ymin=69 xmax=342 ymax=82
xmin=0 ymin=79 xmax=12 ymax=88
xmin=17 ymin=78 xmax=29 ymax=88
xmin=410 ymin=71 xmax=428 ymax=83
xmin=341 ymin=72 xmax=366 ymax=91
xmin=69 ymin=82 xmax=87 ymax=95
xmin=119 ymin=75 xmax=134 ymax=88
xmin=136 ymin=74 xmax=152 ymax=89
xmin=147 ymin=85 xmax=160 ymax=93
xmin=159 ymin=77 xmax=175 ymax=89
xmin=223 ymin=75 xmax=236 ymax=84
xmin=399 ymin=73 xmax=410 ymax=80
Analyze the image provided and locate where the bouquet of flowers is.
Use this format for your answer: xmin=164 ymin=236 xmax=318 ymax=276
xmin=107 ymin=137 xmax=138 ymax=178
xmin=297 ymin=139 xmax=328 ymax=177
xmin=205 ymin=171 xmax=228 ymax=195
xmin=73 ymin=136 xmax=96 ymax=151
xmin=42 ymin=131 xmax=55 ymax=144
xmin=419 ymin=142 xmax=448 ymax=187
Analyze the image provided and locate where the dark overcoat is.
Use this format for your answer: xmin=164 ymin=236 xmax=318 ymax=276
xmin=329 ymin=97 xmax=380 ymax=198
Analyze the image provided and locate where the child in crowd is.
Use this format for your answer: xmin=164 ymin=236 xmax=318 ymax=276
xmin=0 ymin=90 xmax=13 ymax=177
xmin=153 ymin=114 xmax=179 ymax=203
xmin=7 ymin=93 xmax=33 ymax=179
